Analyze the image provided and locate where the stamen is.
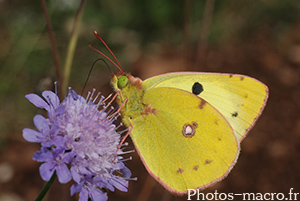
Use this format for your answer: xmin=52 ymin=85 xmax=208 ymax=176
xmin=105 ymin=106 xmax=115 ymax=116
xmin=109 ymin=113 xmax=121 ymax=123
xmin=85 ymin=91 xmax=91 ymax=103
xmin=120 ymin=156 xmax=133 ymax=162
xmin=88 ymin=89 xmax=96 ymax=103
xmin=115 ymin=123 xmax=125 ymax=132
xmin=54 ymin=81 xmax=58 ymax=95
xmin=96 ymin=95 xmax=105 ymax=108
xmin=127 ymin=177 xmax=138 ymax=181
xmin=93 ymin=91 xmax=101 ymax=103
xmin=121 ymin=142 xmax=129 ymax=147
xmin=118 ymin=150 xmax=135 ymax=155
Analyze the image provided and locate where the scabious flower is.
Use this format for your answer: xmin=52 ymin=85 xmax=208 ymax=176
xmin=23 ymin=87 xmax=132 ymax=201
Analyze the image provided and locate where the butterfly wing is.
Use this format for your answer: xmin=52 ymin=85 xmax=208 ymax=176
xmin=129 ymin=87 xmax=239 ymax=194
xmin=142 ymin=72 xmax=269 ymax=142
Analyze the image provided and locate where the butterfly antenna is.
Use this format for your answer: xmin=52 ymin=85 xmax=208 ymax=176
xmin=81 ymin=58 xmax=112 ymax=96
xmin=91 ymin=31 xmax=124 ymax=74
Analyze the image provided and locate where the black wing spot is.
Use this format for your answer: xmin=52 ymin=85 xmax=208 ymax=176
xmin=192 ymin=82 xmax=204 ymax=95
xmin=232 ymin=112 xmax=238 ymax=117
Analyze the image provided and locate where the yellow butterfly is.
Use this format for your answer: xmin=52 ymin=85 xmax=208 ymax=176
xmin=91 ymin=31 xmax=269 ymax=195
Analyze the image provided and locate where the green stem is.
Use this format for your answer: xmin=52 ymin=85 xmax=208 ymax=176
xmin=62 ymin=0 xmax=87 ymax=94
xmin=35 ymin=172 xmax=57 ymax=201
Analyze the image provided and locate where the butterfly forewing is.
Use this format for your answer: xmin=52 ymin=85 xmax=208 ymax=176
xmin=143 ymin=72 xmax=269 ymax=142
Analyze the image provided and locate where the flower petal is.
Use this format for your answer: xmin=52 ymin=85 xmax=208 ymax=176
xmin=69 ymin=90 xmax=79 ymax=100
xmin=56 ymin=163 xmax=72 ymax=183
xmin=70 ymin=183 xmax=82 ymax=196
xmin=39 ymin=162 xmax=55 ymax=181
xmin=50 ymin=135 xmax=65 ymax=148
xmin=33 ymin=147 xmax=53 ymax=162
xmin=42 ymin=90 xmax=60 ymax=108
xmin=33 ymin=115 xmax=49 ymax=132
xmin=109 ymin=177 xmax=128 ymax=192
xmin=71 ymin=167 xmax=81 ymax=183
xmin=120 ymin=166 xmax=132 ymax=179
xmin=62 ymin=150 xmax=76 ymax=163
xmin=90 ymin=188 xmax=108 ymax=201
xmin=25 ymin=94 xmax=49 ymax=110
xmin=22 ymin=128 xmax=42 ymax=143
xmin=93 ymin=177 xmax=114 ymax=191
xmin=78 ymin=187 xmax=89 ymax=201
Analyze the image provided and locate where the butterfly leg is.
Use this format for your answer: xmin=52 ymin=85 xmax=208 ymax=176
xmin=113 ymin=121 xmax=133 ymax=162
xmin=104 ymin=90 xmax=121 ymax=109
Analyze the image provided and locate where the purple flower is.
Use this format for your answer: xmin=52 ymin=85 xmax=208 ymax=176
xmin=70 ymin=175 xmax=109 ymax=201
xmin=23 ymin=87 xmax=132 ymax=201
xmin=33 ymin=147 xmax=74 ymax=183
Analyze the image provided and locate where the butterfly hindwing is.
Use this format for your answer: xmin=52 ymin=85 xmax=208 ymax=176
xmin=129 ymin=87 xmax=239 ymax=194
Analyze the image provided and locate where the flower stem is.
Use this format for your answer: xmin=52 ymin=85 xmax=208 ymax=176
xmin=40 ymin=0 xmax=64 ymax=99
xmin=35 ymin=172 xmax=57 ymax=201
xmin=62 ymin=0 xmax=87 ymax=94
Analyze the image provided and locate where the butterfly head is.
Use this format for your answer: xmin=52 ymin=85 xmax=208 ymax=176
xmin=117 ymin=75 xmax=129 ymax=89
xmin=112 ymin=73 xmax=143 ymax=92
xmin=111 ymin=73 xmax=128 ymax=92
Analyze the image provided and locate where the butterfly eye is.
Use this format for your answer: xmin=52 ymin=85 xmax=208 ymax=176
xmin=117 ymin=75 xmax=129 ymax=89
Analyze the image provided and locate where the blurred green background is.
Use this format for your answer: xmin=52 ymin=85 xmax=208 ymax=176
xmin=1 ymin=0 xmax=300 ymax=201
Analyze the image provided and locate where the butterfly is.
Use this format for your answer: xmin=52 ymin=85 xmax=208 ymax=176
xmin=91 ymin=31 xmax=269 ymax=195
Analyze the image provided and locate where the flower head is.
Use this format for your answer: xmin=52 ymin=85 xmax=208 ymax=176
xmin=23 ymin=87 xmax=131 ymax=201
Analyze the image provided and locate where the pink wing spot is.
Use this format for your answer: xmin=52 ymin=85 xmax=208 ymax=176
xmin=193 ymin=165 xmax=199 ymax=171
xmin=199 ymin=100 xmax=206 ymax=109
xmin=177 ymin=168 xmax=184 ymax=174
xmin=205 ymin=159 xmax=213 ymax=164
xmin=192 ymin=121 xmax=198 ymax=128
xmin=182 ymin=122 xmax=198 ymax=138
xmin=142 ymin=105 xmax=157 ymax=115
